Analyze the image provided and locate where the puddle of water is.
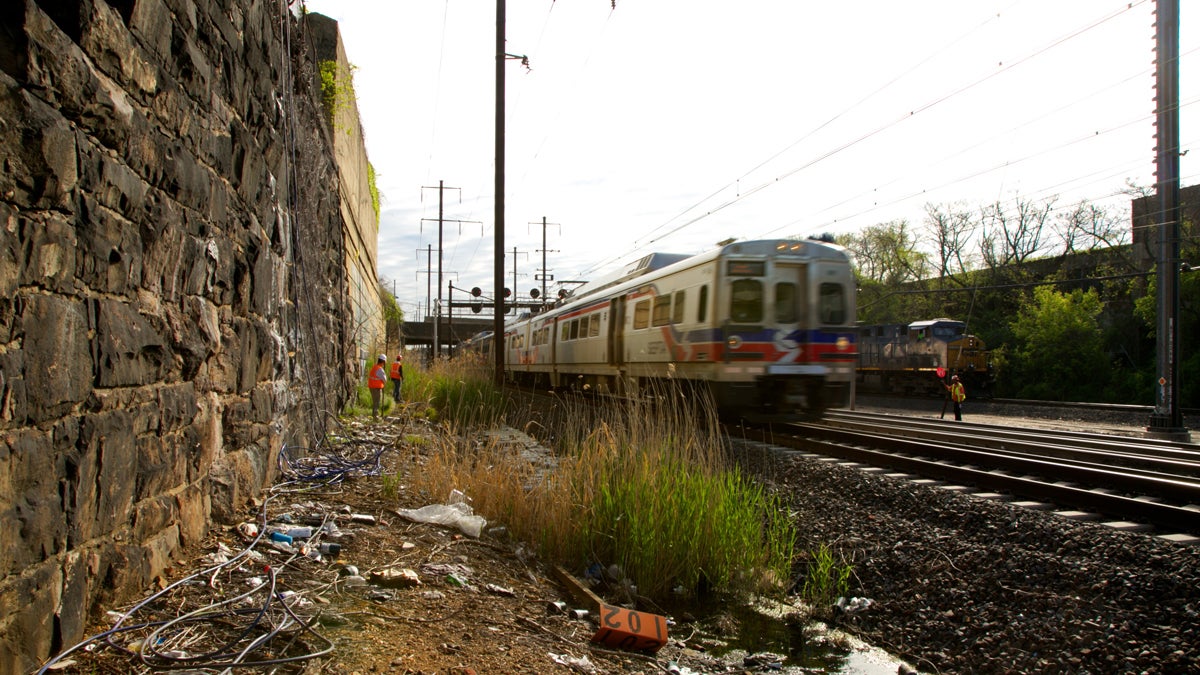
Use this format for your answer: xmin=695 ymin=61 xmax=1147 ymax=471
xmin=687 ymin=598 xmax=914 ymax=674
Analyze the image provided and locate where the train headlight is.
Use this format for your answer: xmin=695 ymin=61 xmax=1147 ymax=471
xmin=726 ymin=335 xmax=743 ymax=349
xmin=836 ymin=336 xmax=850 ymax=351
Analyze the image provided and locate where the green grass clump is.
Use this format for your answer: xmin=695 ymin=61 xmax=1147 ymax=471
xmin=799 ymin=543 xmax=853 ymax=608
xmin=398 ymin=382 xmax=797 ymax=604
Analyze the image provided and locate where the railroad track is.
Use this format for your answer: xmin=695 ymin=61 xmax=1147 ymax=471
xmin=736 ymin=410 xmax=1200 ymax=537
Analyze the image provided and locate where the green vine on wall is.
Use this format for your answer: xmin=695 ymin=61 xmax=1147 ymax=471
xmin=319 ymin=60 xmax=357 ymax=133
xmin=367 ymin=161 xmax=380 ymax=223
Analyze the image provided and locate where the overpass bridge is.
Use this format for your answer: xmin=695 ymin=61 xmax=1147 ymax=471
xmin=401 ymin=317 xmax=495 ymax=352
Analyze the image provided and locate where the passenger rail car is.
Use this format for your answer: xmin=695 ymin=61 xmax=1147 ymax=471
xmin=500 ymin=239 xmax=857 ymax=419
xmin=857 ymin=318 xmax=994 ymax=396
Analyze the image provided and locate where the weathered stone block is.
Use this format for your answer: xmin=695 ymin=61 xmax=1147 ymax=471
xmin=158 ymin=381 xmax=198 ymax=433
xmin=130 ymin=0 xmax=172 ymax=61
xmin=131 ymin=492 xmax=177 ymax=543
xmin=0 ymin=71 xmax=78 ymax=210
xmin=21 ymin=294 xmax=91 ymax=422
xmin=77 ymin=195 xmax=143 ymax=295
xmin=94 ymin=297 xmax=168 ymax=387
xmin=0 ymin=427 xmax=66 ymax=576
xmin=24 ymin=3 xmax=136 ymax=152
xmin=75 ymin=408 xmax=136 ymax=541
xmin=79 ymin=0 xmax=159 ymax=98
xmin=135 ymin=432 xmax=188 ymax=502
xmin=175 ymin=480 xmax=209 ymax=546
xmin=0 ymin=560 xmax=62 ymax=674
xmin=19 ymin=211 xmax=79 ymax=294
xmin=0 ymin=348 xmax=28 ymax=423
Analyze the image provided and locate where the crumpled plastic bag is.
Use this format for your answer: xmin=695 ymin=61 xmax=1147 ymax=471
xmin=396 ymin=490 xmax=486 ymax=537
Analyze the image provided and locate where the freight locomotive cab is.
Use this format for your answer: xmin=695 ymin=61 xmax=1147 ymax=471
xmin=856 ymin=318 xmax=994 ymax=396
xmin=500 ymin=238 xmax=857 ymax=420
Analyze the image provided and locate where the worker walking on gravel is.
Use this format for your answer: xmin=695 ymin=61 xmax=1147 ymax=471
xmin=944 ymin=374 xmax=966 ymax=421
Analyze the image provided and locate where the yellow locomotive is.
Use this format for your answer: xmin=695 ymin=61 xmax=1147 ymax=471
xmin=857 ymin=318 xmax=993 ymax=396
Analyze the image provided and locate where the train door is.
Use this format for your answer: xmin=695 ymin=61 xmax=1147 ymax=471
xmin=609 ymin=296 xmax=625 ymax=368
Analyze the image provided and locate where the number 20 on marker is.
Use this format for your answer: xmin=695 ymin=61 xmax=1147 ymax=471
xmin=590 ymin=603 xmax=668 ymax=653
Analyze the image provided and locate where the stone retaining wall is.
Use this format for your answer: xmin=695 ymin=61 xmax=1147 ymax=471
xmin=0 ymin=0 xmax=357 ymax=670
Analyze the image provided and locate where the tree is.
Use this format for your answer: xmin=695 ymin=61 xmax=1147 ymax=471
xmin=923 ymin=202 xmax=976 ymax=278
xmin=838 ymin=219 xmax=929 ymax=285
xmin=1052 ymin=200 xmax=1129 ymax=255
xmin=1007 ymin=286 xmax=1109 ymax=400
xmin=980 ymin=194 xmax=1055 ymax=269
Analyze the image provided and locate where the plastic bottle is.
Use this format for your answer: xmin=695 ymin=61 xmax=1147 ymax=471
xmin=318 ymin=543 xmax=342 ymax=556
xmin=285 ymin=527 xmax=313 ymax=539
xmin=269 ymin=531 xmax=293 ymax=545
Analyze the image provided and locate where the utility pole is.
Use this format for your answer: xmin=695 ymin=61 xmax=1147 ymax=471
xmin=494 ymin=3 xmax=530 ymax=385
xmin=421 ymin=182 xmax=478 ymax=359
xmin=1149 ymin=0 xmax=1186 ymax=439
xmin=530 ymin=216 xmax=559 ymax=310
xmin=494 ymin=0 xmax=506 ymax=386
xmin=509 ymin=246 xmax=529 ymax=314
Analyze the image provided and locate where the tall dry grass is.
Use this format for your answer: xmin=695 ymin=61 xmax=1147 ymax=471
xmin=397 ymin=368 xmax=796 ymax=604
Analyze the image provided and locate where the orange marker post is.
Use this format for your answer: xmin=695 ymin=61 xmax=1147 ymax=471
xmin=590 ymin=603 xmax=669 ymax=653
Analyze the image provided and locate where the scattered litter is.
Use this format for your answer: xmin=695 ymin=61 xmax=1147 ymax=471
xmin=395 ymin=491 xmax=486 ymax=537
xmin=485 ymin=583 xmax=515 ymax=597
xmin=236 ymin=522 xmax=259 ymax=539
xmin=421 ymin=590 xmax=445 ymax=601
xmin=835 ymin=596 xmax=874 ymax=613
xmin=370 ymin=567 xmax=421 ymax=588
xmin=420 ymin=562 xmax=474 ymax=583
xmin=549 ymin=652 xmax=597 ymax=674
xmin=546 ymin=601 xmax=567 ymax=614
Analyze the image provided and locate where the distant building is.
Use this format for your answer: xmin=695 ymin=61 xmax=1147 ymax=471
xmin=1131 ymin=183 xmax=1199 ymax=269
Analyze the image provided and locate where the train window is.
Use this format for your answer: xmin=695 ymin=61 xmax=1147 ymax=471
xmin=580 ymin=316 xmax=590 ymax=338
xmin=652 ymin=295 xmax=671 ymax=327
xmin=634 ymin=300 xmax=650 ymax=329
xmin=698 ymin=285 xmax=708 ymax=323
xmin=817 ymin=283 xmax=846 ymax=324
xmin=672 ymin=291 xmax=685 ymax=324
xmin=589 ymin=314 xmax=601 ymax=337
xmin=730 ymin=279 xmax=763 ymax=323
xmin=570 ymin=319 xmax=580 ymax=340
xmin=775 ymin=283 xmax=798 ymax=323
xmin=561 ymin=323 xmax=570 ymax=342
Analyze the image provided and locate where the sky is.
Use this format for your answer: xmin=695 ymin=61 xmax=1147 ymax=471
xmin=301 ymin=0 xmax=1197 ymax=320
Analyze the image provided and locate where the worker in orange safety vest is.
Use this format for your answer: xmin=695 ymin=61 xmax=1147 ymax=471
xmin=368 ymin=354 xmax=387 ymax=417
xmin=943 ymin=374 xmax=966 ymax=421
xmin=389 ymin=354 xmax=404 ymax=403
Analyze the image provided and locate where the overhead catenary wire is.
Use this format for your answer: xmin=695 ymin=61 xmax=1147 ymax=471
xmin=572 ymin=1 xmax=1158 ymax=279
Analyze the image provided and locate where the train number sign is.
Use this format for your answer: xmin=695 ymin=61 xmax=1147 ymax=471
xmin=590 ymin=603 xmax=669 ymax=653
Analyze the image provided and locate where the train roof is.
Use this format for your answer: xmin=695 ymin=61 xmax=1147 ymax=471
xmin=558 ymin=238 xmax=848 ymax=306
xmin=907 ymin=318 xmax=964 ymax=329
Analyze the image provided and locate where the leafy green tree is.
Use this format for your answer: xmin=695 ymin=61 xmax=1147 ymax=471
xmin=1006 ymin=286 xmax=1109 ymax=400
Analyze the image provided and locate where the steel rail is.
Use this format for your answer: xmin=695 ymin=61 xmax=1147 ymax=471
xmin=740 ymin=423 xmax=1200 ymax=534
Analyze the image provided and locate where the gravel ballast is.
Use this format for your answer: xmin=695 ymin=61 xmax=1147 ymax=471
xmin=742 ymin=435 xmax=1200 ymax=674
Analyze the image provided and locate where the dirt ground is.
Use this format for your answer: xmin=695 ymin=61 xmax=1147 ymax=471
xmin=50 ymin=412 xmax=809 ymax=675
